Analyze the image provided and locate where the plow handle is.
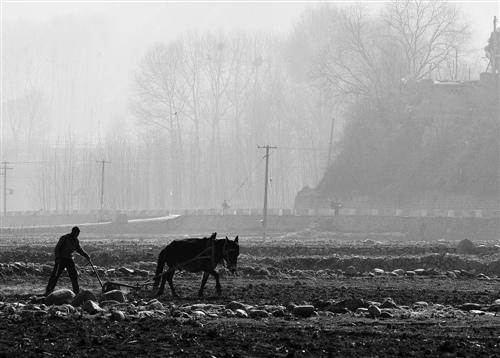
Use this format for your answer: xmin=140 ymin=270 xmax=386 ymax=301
xmin=89 ymin=260 xmax=104 ymax=289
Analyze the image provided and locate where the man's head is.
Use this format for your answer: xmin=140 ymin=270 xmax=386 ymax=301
xmin=71 ymin=226 xmax=80 ymax=237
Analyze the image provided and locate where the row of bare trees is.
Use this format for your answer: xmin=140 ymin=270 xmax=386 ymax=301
xmin=130 ymin=31 xmax=335 ymax=209
xmin=2 ymin=1 xmax=478 ymax=211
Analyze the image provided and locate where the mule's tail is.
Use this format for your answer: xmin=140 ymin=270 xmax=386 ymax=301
xmin=153 ymin=247 xmax=168 ymax=288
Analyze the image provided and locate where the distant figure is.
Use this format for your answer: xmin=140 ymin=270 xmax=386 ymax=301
xmin=222 ymin=199 xmax=230 ymax=214
xmin=330 ymin=199 xmax=342 ymax=216
xmin=45 ymin=226 xmax=91 ymax=295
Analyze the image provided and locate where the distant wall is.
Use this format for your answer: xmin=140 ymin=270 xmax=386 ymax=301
xmin=1 ymin=214 xmax=497 ymax=241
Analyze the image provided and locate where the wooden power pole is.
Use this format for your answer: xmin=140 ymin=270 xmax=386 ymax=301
xmin=257 ymin=145 xmax=277 ymax=240
xmin=1 ymin=161 xmax=13 ymax=216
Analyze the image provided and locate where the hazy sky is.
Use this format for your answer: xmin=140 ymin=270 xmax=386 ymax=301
xmin=1 ymin=1 xmax=499 ymax=138
xmin=4 ymin=1 xmax=498 ymax=41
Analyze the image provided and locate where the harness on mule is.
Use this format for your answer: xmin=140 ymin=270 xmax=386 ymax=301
xmin=145 ymin=238 xmax=232 ymax=286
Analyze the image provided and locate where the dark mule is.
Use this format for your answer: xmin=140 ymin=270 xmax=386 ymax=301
xmin=153 ymin=232 xmax=239 ymax=298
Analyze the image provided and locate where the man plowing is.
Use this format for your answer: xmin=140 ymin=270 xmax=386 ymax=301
xmin=45 ymin=226 xmax=91 ymax=295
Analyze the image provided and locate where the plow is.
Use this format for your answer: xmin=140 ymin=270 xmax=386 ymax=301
xmin=87 ymin=260 xmax=158 ymax=293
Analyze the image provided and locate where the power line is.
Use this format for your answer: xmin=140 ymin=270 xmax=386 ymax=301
xmin=278 ymin=146 xmax=329 ymax=152
xmin=227 ymin=156 xmax=266 ymax=203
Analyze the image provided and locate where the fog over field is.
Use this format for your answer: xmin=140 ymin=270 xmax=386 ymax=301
xmin=0 ymin=1 xmax=498 ymax=212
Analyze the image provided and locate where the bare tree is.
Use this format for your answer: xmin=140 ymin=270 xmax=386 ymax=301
xmin=382 ymin=0 xmax=469 ymax=80
xmin=3 ymin=89 xmax=48 ymax=147
xmin=133 ymin=43 xmax=186 ymax=207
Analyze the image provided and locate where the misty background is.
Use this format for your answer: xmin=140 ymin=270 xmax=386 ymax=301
xmin=1 ymin=1 xmax=498 ymax=212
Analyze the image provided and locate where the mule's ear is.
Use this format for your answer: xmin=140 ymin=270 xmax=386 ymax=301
xmin=210 ymin=232 xmax=217 ymax=239
xmin=225 ymin=236 xmax=229 ymax=241
xmin=234 ymin=236 xmax=239 ymax=243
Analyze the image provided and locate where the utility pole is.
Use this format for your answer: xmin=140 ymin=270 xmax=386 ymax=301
xmin=327 ymin=117 xmax=336 ymax=168
xmin=1 ymin=161 xmax=14 ymax=216
xmin=97 ymin=160 xmax=111 ymax=213
xmin=257 ymin=145 xmax=277 ymax=240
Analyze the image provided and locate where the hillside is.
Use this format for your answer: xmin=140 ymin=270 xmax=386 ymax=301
xmin=310 ymin=73 xmax=499 ymax=209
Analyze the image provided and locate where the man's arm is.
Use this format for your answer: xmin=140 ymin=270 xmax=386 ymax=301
xmin=75 ymin=238 xmax=90 ymax=261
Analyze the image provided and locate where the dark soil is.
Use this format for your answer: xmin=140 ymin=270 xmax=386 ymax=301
xmin=1 ymin=235 xmax=499 ymax=357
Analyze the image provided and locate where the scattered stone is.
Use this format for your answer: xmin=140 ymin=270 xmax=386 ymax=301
xmin=392 ymin=269 xmax=405 ymax=276
xmin=413 ymin=301 xmax=429 ymax=308
xmin=368 ymin=305 xmax=381 ymax=317
xmin=82 ymin=300 xmax=103 ymax=314
xmin=414 ymin=269 xmax=426 ymax=275
xmin=134 ymin=269 xmax=149 ymax=277
xmin=460 ymin=270 xmax=476 ymax=278
xmin=138 ymin=310 xmax=158 ymax=319
xmin=191 ymin=310 xmax=206 ymax=318
xmin=111 ymin=310 xmax=126 ymax=321
xmin=102 ymin=290 xmax=126 ymax=303
xmin=100 ymin=300 xmax=121 ymax=308
xmin=469 ymin=310 xmax=485 ymax=315
xmin=380 ymin=311 xmax=393 ymax=318
xmin=406 ymin=271 xmax=416 ymax=277
xmin=342 ymin=298 xmax=367 ymax=311
xmin=249 ymin=309 xmax=270 ymax=319
xmin=424 ymin=268 xmax=439 ymax=276
xmin=293 ymin=305 xmax=315 ymax=318
xmin=460 ymin=303 xmax=482 ymax=311
xmin=380 ymin=298 xmax=398 ymax=309
xmin=118 ymin=267 xmax=134 ymax=275
xmin=234 ymin=309 xmax=248 ymax=318
xmin=45 ymin=289 xmax=75 ymax=306
xmin=72 ymin=290 xmax=97 ymax=307
xmin=226 ymin=301 xmax=246 ymax=311
xmin=373 ymin=268 xmax=384 ymax=275
xmin=146 ymin=300 xmax=164 ymax=311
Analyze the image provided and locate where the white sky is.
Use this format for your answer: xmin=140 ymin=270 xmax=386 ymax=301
xmin=4 ymin=1 xmax=498 ymax=43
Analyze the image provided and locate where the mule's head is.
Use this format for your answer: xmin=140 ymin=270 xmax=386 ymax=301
xmin=223 ymin=236 xmax=239 ymax=273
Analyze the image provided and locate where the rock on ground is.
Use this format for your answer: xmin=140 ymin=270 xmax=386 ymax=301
xmin=111 ymin=310 xmax=126 ymax=321
xmin=368 ymin=305 xmax=381 ymax=317
xmin=45 ymin=289 xmax=75 ymax=306
xmin=102 ymin=290 xmax=126 ymax=303
xmin=82 ymin=300 xmax=103 ymax=314
xmin=72 ymin=290 xmax=98 ymax=307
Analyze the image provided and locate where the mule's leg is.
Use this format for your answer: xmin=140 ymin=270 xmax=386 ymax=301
xmin=207 ymin=269 xmax=222 ymax=296
xmin=155 ymin=272 xmax=168 ymax=297
xmin=198 ymin=272 xmax=210 ymax=297
xmin=153 ymin=248 xmax=167 ymax=289
xmin=165 ymin=268 xmax=179 ymax=298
